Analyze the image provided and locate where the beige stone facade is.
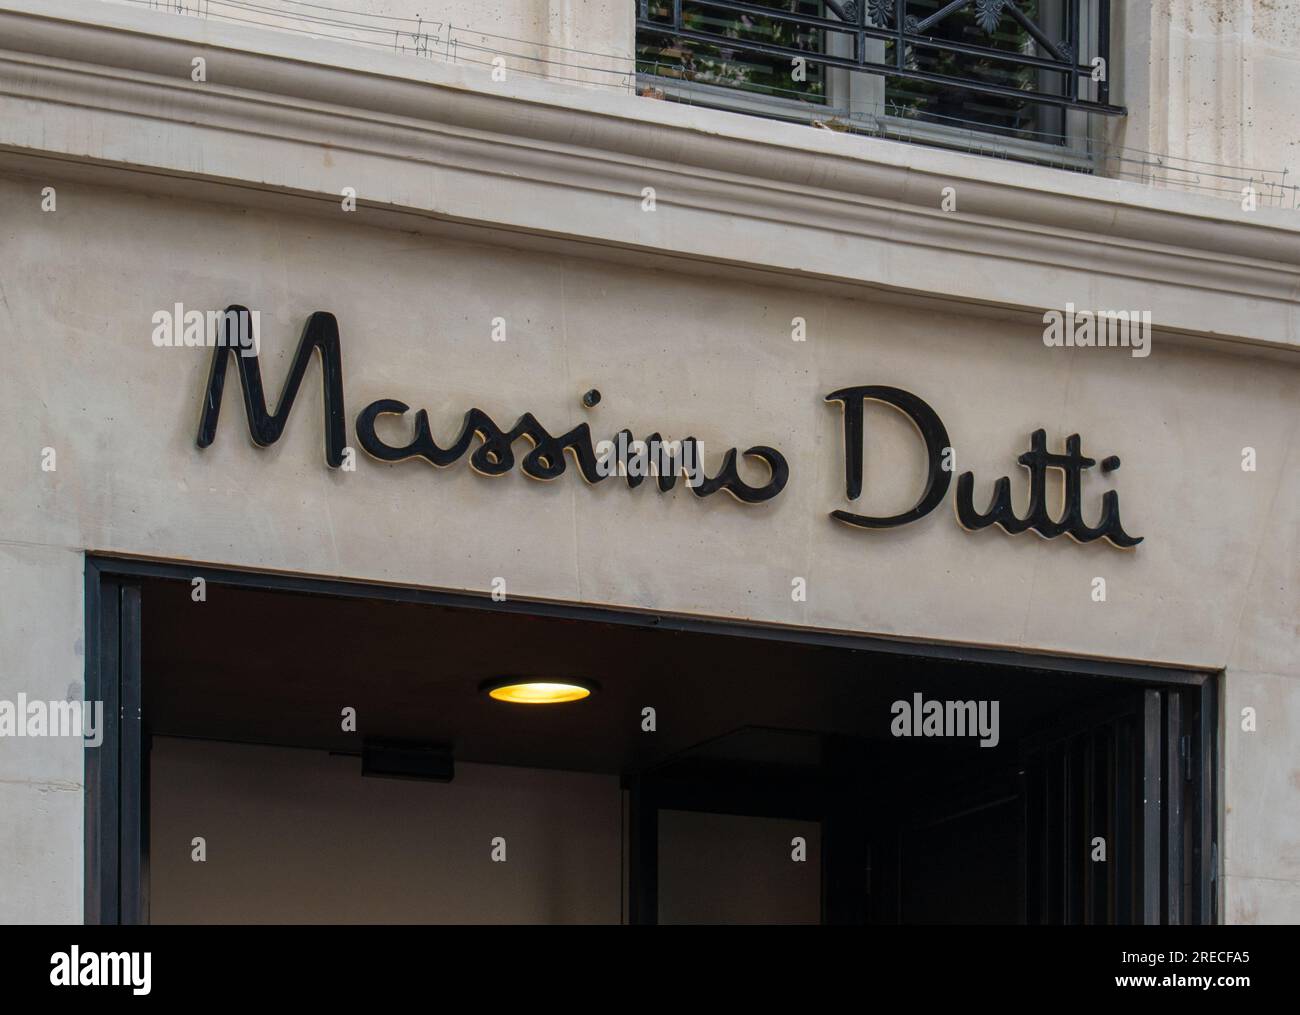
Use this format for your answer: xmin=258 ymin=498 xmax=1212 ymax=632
xmin=0 ymin=0 xmax=1296 ymax=923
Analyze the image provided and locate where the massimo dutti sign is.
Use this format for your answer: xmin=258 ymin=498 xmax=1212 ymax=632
xmin=194 ymin=306 xmax=1141 ymax=549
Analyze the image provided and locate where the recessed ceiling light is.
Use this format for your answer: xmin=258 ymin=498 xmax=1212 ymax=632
xmin=480 ymin=678 xmax=597 ymax=704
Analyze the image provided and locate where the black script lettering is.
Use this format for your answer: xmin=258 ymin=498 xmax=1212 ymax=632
xmin=956 ymin=430 xmax=1142 ymax=548
xmin=196 ymin=305 xmax=346 ymax=467
xmin=826 ymin=385 xmax=952 ymax=528
xmin=355 ymin=403 xmax=602 ymax=479
xmin=356 ymin=402 xmax=789 ymax=504
xmin=195 ymin=306 xmax=788 ymax=506
xmin=686 ymin=441 xmax=790 ymax=504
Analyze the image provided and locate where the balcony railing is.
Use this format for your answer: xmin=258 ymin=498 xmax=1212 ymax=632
xmin=636 ymin=0 xmax=1124 ymax=137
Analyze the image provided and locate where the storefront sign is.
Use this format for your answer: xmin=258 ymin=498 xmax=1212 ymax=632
xmin=195 ymin=307 xmax=1140 ymax=548
xmin=829 ymin=386 xmax=1141 ymax=547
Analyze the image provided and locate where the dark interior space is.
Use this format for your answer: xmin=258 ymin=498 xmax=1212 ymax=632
xmin=142 ymin=578 xmax=1120 ymax=768
xmin=135 ymin=575 xmax=1209 ymax=924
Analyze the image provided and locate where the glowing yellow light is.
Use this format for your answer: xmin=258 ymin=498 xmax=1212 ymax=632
xmin=486 ymin=681 xmax=592 ymax=704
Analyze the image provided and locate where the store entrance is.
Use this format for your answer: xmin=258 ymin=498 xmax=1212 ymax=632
xmin=634 ymin=686 xmax=1210 ymax=924
xmin=84 ymin=558 xmax=1217 ymax=925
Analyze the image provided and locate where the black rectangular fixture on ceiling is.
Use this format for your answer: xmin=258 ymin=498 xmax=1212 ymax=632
xmin=361 ymin=738 xmax=455 ymax=783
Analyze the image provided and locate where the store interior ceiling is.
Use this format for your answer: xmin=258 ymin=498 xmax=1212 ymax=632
xmin=142 ymin=578 xmax=1135 ymax=777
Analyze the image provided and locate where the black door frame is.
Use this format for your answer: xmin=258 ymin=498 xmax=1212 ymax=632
xmin=83 ymin=553 xmax=1219 ymax=926
xmin=84 ymin=571 xmax=146 ymax=925
xmin=1018 ymin=684 xmax=1218 ymax=925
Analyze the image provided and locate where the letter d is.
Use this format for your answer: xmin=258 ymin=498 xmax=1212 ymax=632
xmin=824 ymin=386 xmax=953 ymax=528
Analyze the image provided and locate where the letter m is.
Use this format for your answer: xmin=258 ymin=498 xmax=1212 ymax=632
xmin=1100 ymin=310 xmax=1130 ymax=347
xmin=196 ymin=305 xmax=346 ymax=467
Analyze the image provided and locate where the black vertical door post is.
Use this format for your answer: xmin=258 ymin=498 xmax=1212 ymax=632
xmin=626 ymin=777 xmax=658 ymax=925
xmin=1193 ymin=680 xmax=1219 ymax=924
xmin=1140 ymin=689 xmax=1163 ymax=924
xmin=83 ymin=567 xmax=148 ymax=925
xmin=1164 ymin=691 xmax=1184 ymax=924
xmin=84 ymin=567 xmax=120 ymax=925
xmin=119 ymin=585 xmax=149 ymax=924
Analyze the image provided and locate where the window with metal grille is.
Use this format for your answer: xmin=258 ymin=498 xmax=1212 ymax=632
xmin=636 ymin=1 xmax=1123 ymax=163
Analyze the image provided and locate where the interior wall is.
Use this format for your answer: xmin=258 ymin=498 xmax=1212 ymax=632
xmin=657 ymin=810 xmax=821 ymax=925
xmin=149 ymin=736 xmax=623 ymax=923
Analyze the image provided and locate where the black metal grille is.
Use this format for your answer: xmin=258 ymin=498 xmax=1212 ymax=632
xmin=637 ymin=0 xmax=1123 ymax=123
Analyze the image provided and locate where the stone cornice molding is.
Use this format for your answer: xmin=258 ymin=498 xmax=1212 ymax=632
xmin=2 ymin=0 xmax=1297 ymax=352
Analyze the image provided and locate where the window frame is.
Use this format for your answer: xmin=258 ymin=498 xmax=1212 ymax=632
xmin=635 ymin=0 xmax=1108 ymax=170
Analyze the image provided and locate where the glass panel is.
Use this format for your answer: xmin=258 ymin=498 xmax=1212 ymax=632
xmin=637 ymin=1 xmax=1079 ymax=145
xmin=885 ymin=0 xmax=1069 ymax=142
xmin=637 ymin=1 xmax=830 ymax=103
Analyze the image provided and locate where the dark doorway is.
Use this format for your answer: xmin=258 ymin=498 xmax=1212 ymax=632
xmin=84 ymin=557 xmax=1217 ymax=925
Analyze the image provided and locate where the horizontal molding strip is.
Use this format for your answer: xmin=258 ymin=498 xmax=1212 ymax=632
xmin=0 ymin=0 xmax=1297 ymax=351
